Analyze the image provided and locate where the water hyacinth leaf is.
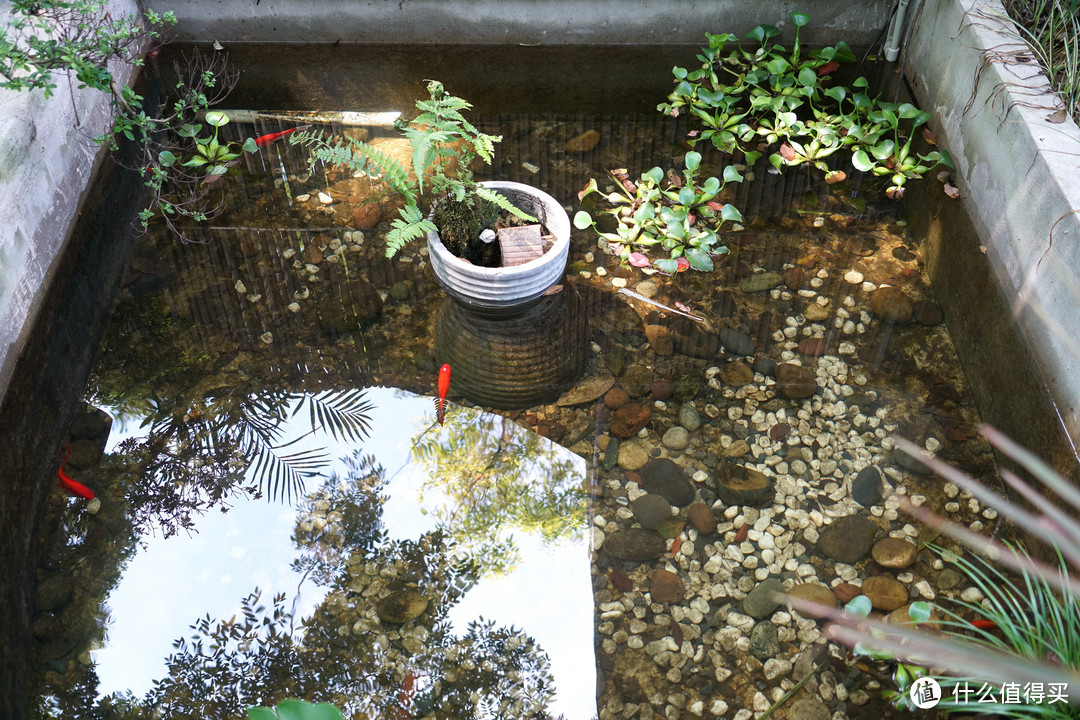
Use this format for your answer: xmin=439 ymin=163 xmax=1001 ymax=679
xmin=685 ymin=248 xmax=713 ymax=271
xmin=678 ymin=186 xmax=695 ymax=206
xmin=655 ymin=257 xmax=679 ymax=273
xmin=723 ymin=165 xmax=743 ymax=183
xmin=673 ymin=80 xmax=694 ymax=98
xmin=871 ymin=139 xmax=896 ymax=161
xmin=242 ymin=137 xmax=258 ymax=153
xmin=898 ymin=103 xmax=923 ymax=119
xmin=852 ymin=149 xmax=874 ymax=172
xmin=798 ymin=66 xmax=818 ymax=86
xmin=673 ymin=66 xmax=688 ymax=80
xmin=204 ymin=110 xmax=230 ymax=127
xmin=792 ymin=11 xmax=810 ymax=27
xmin=702 ymin=176 xmax=721 ymax=195
xmin=177 ymin=123 xmax=201 ymax=138
xmin=573 ymin=211 xmax=593 ymax=229
xmin=644 ymin=167 xmax=664 ymax=185
xmin=633 ymin=203 xmax=655 ymax=223
xmin=684 ymin=151 xmax=702 ymax=172
xmin=721 ymin=204 xmax=743 ymax=222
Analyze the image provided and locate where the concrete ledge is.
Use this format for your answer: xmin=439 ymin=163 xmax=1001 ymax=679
xmin=904 ymin=0 xmax=1080 ymax=459
xmin=157 ymin=0 xmax=891 ymax=46
xmin=0 ymin=0 xmax=139 ymax=406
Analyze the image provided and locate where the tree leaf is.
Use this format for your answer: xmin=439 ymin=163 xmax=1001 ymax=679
xmin=655 ymin=518 xmax=685 ymax=538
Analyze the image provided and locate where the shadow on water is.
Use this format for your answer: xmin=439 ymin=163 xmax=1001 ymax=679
xmin=5 ymin=41 xmax=1052 ymax=720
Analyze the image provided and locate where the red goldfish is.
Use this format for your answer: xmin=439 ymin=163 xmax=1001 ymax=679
xmin=436 ymin=364 xmax=451 ymax=425
xmin=253 ymin=124 xmax=311 ymax=148
xmin=57 ymin=446 xmax=94 ymax=500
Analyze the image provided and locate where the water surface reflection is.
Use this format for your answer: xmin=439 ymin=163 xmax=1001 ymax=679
xmin=92 ymin=388 xmax=593 ymax=719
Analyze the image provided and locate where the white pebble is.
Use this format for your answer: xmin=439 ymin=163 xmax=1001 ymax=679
xmin=844 ymin=270 xmax=864 ymax=284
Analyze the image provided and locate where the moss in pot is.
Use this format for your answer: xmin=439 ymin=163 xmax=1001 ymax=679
xmin=289 ymin=80 xmax=534 ymax=262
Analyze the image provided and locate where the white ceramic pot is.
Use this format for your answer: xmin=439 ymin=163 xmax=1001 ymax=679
xmin=426 ymin=181 xmax=570 ymax=314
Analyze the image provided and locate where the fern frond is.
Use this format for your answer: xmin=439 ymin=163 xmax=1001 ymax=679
xmin=474 ymin=186 xmax=538 ymax=223
xmin=289 ymin=131 xmax=415 ymax=201
xmin=385 ymin=205 xmax=437 ymax=258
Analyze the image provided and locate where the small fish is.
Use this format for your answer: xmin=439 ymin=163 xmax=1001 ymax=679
xmin=253 ymin=124 xmax=311 ymax=148
xmin=436 ymin=364 xmax=451 ymax=425
xmin=618 ymin=288 xmax=705 ymax=323
xmin=57 ymin=446 xmax=94 ymax=500
xmin=969 ymin=618 xmax=999 ymax=631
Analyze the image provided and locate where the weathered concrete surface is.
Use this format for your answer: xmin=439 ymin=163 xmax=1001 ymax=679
xmin=0 ymin=0 xmax=140 ymax=407
xmin=904 ymin=0 xmax=1080 ymax=460
xmin=156 ymin=0 xmax=892 ymax=46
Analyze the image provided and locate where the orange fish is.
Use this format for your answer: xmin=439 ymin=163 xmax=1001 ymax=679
xmin=436 ymin=364 xmax=451 ymax=425
xmin=57 ymin=446 xmax=94 ymax=500
xmin=253 ymin=124 xmax=311 ymax=147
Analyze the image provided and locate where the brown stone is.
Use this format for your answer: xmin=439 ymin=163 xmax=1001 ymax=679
xmin=303 ymin=244 xmax=324 ymax=264
xmin=719 ymin=362 xmax=755 ymax=387
xmin=775 ymin=363 xmax=818 ymax=399
xmin=604 ymin=387 xmax=630 ymax=410
xmin=872 ymin=537 xmax=918 ymax=569
xmin=783 ymin=267 xmax=805 ymax=290
xmin=376 ymin=590 xmax=429 ymax=623
xmin=861 ymin=576 xmax=910 ymax=612
xmin=869 ymin=286 xmax=913 ymax=323
xmin=606 ymin=528 xmax=666 ymax=560
xmin=621 ymin=364 xmax=654 ymax=397
xmin=798 ymin=338 xmax=828 ymax=357
xmin=565 ymin=129 xmax=601 ymax=153
xmin=351 ymin=203 xmax=381 ymax=229
xmin=803 ymin=303 xmax=830 ymax=322
xmin=833 ymin=583 xmax=863 ymax=604
xmin=610 ymin=402 xmax=651 ymax=438
xmin=786 ymin=582 xmax=838 ymax=609
xmin=714 ymin=463 xmax=775 ymax=506
xmin=687 ymin=502 xmax=717 ymax=535
xmin=722 ymin=439 xmax=751 ymax=458
xmin=651 ymin=569 xmax=685 ymax=603
xmin=645 ymin=324 xmax=674 ymax=356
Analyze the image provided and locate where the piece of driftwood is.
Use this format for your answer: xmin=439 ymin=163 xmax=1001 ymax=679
xmin=498 ymin=224 xmax=554 ymax=266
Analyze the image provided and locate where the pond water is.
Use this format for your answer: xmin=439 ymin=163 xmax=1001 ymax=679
xmin=25 ymin=44 xmax=1009 ymax=720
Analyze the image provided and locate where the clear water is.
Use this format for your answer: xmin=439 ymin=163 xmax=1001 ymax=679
xmin=25 ymin=44 xmax=1002 ymax=720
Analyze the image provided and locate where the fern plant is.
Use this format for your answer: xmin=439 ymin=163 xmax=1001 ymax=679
xmin=290 ymin=80 xmax=534 ymax=258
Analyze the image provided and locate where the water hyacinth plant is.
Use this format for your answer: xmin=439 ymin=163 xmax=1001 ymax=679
xmin=657 ymin=13 xmax=954 ymax=199
xmin=573 ymin=150 xmax=744 ymax=273
xmin=788 ymin=426 xmax=1080 ymax=715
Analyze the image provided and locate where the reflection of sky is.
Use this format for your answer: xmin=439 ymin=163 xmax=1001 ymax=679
xmin=94 ymin=387 xmax=594 ymax=719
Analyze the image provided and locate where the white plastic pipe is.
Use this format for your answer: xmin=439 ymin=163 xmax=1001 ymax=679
xmin=884 ymin=0 xmax=911 ymax=62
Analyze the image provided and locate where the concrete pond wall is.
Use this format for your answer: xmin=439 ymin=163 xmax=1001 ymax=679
xmin=0 ymin=0 xmax=141 ymax=405
xmin=3 ymin=0 xmax=1079 ymax=473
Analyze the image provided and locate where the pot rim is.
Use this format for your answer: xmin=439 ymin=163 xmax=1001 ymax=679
xmin=426 ymin=180 xmax=570 ymax=276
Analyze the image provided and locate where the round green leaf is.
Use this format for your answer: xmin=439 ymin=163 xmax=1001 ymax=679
xmin=242 ymin=137 xmax=258 ymax=153
xmin=702 ymin=176 xmax=721 ymax=195
xmin=643 ymin=167 xmax=664 ymax=185
xmin=908 ymin=601 xmax=932 ymax=623
xmin=851 ymin=149 xmax=874 ymax=172
xmin=573 ymin=211 xmax=594 ymax=229
xmin=685 ymin=248 xmax=714 ymax=271
xmin=792 ymin=12 xmax=810 ymax=27
xmin=684 ymin=151 xmax=702 ymax=173
xmin=845 ymin=594 xmax=872 ymax=617
xmin=204 ymin=110 xmax=230 ymax=127
xmin=673 ymin=66 xmax=688 ymax=80
xmin=678 ymin=186 xmax=695 ymax=206
xmin=655 ymin=257 xmax=678 ymax=273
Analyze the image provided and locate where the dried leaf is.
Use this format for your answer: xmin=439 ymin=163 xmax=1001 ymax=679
xmin=922 ymin=127 xmax=938 ymax=145
xmin=825 ymin=170 xmax=847 ymax=185
xmin=1046 ymin=109 xmax=1067 ymax=124
xmin=628 ymin=252 xmax=650 ymax=267
xmin=779 ymin=143 xmax=797 ymax=161
xmin=944 ymin=182 xmax=960 ymax=199
xmin=655 ymin=518 xmax=686 ymax=539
